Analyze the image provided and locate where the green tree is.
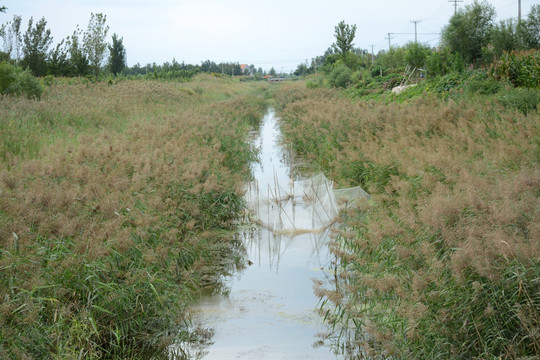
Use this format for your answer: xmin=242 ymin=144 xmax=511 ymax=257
xmin=48 ymin=39 xmax=72 ymax=76
xmin=83 ymin=12 xmax=109 ymax=78
xmin=441 ymin=0 xmax=496 ymax=66
xmin=294 ymin=63 xmax=310 ymax=76
xmin=375 ymin=47 xmax=406 ymax=71
xmin=21 ymin=16 xmax=52 ymax=76
xmin=68 ymin=26 xmax=89 ymax=76
xmin=404 ymin=42 xmax=430 ymax=69
xmin=108 ymin=33 xmax=126 ymax=76
xmin=425 ymin=47 xmax=453 ymax=76
xmin=0 ymin=15 xmax=22 ymax=62
xmin=332 ymin=20 xmax=357 ymax=63
xmin=519 ymin=4 xmax=540 ymax=49
xmin=491 ymin=19 xmax=521 ymax=57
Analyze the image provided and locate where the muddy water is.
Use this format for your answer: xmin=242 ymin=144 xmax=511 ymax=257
xmin=185 ymin=110 xmax=342 ymax=359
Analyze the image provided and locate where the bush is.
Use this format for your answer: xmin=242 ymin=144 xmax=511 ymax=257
xmin=327 ymin=65 xmax=352 ymax=88
xmin=0 ymin=61 xmax=43 ymax=99
xmin=498 ymin=88 xmax=540 ymax=115
xmin=306 ymin=77 xmax=323 ymax=89
xmin=464 ymin=71 xmax=503 ymax=95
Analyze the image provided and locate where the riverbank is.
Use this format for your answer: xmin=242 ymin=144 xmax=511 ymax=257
xmin=273 ymin=81 xmax=539 ymax=358
xmin=0 ymin=75 xmax=268 ymax=359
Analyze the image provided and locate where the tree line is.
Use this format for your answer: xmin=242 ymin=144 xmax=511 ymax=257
xmin=0 ymin=12 xmax=126 ymax=78
xmin=0 ymin=5 xmax=281 ymax=81
xmin=295 ymin=1 xmax=539 ymax=82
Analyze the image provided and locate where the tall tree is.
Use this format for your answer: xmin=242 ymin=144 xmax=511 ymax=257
xmin=21 ymin=16 xmax=53 ymax=76
xmin=491 ymin=19 xmax=521 ymax=57
xmin=0 ymin=15 xmax=22 ymax=62
xmin=441 ymin=0 xmax=496 ymax=65
xmin=519 ymin=4 xmax=540 ymax=49
xmin=11 ymin=15 xmax=22 ymax=62
xmin=83 ymin=12 xmax=109 ymax=78
xmin=332 ymin=20 xmax=357 ymax=62
xmin=108 ymin=33 xmax=126 ymax=76
xmin=48 ymin=39 xmax=71 ymax=76
xmin=68 ymin=26 xmax=89 ymax=76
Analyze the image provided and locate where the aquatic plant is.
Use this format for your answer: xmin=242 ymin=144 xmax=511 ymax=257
xmin=274 ymin=82 xmax=539 ymax=359
xmin=0 ymin=75 xmax=268 ymax=358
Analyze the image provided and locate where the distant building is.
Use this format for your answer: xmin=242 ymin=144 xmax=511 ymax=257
xmin=240 ymin=64 xmax=251 ymax=75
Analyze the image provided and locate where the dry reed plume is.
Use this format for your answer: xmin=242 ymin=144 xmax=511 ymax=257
xmin=0 ymin=75 xmax=268 ymax=358
xmin=274 ymin=83 xmax=539 ymax=359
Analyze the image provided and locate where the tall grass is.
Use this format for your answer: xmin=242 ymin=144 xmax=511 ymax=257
xmin=0 ymin=76 xmax=268 ymax=358
xmin=274 ymin=82 xmax=539 ymax=359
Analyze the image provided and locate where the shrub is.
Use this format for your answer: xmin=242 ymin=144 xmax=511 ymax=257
xmin=306 ymin=77 xmax=324 ymax=89
xmin=327 ymin=65 xmax=352 ymax=88
xmin=0 ymin=61 xmax=43 ymax=99
xmin=498 ymin=88 xmax=540 ymax=115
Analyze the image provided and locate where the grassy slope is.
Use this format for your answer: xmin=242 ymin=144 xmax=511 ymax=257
xmin=0 ymin=75 xmax=268 ymax=359
xmin=273 ymin=82 xmax=539 ymax=359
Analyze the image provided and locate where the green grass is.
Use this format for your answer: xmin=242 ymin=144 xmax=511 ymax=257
xmin=273 ymin=80 xmax=540 ymax=359
xmin=0 ymin=76 xmax=269 ymax=359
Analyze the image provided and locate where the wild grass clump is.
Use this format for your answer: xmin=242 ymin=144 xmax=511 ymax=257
xmin=0 ymin=75 xmax=268 ymax=358
xmin=498 ymin=87 xmax=540 ymax=115
xmin=274 ymin=82 xmax=540 ymax=359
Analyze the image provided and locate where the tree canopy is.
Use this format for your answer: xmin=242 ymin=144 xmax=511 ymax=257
xmin=441 ymin=0 xmax=496 ymax=65
xmin=332 ymin=20 xmax=357 ymax=62
xmin=108 ymin=33 xmax=126 ymax=76
xmin=83 ymin=12 xmax=109 ymax=78
xmin=21 ymin=16 xmax=52 ymax=76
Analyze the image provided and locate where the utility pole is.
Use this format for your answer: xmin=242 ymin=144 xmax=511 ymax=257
xmin=385 ymin=33 xmax=394 ymax=50
xmin=518 ymin=0 xmax=522 ymax=22
xmin=448 ymin=0 xmax=463 ymax=15
xmin=411 ymin=20 xmax=421 ymax=43
xmin=370 ymin=45 xmax=375 ymax=66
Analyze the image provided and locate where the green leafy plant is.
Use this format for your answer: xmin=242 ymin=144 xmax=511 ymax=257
xmin=327 ymin=65 xmax=352 ymax=88
xmin=0 ymin=61 xmax=43 ymax=99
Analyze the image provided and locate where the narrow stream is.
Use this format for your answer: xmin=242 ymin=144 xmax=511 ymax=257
xmin=183 ymin=110 xmax=343 ymax=359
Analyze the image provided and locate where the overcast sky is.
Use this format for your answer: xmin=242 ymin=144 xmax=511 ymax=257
xmin=2 ymin=0 xmax=536 ymax=72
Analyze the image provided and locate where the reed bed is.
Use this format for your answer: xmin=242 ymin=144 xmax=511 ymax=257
xmin=274 ymin=83 xmax=539 ymax=359
xmin=0 ymin=75 xmax=268 ymax=359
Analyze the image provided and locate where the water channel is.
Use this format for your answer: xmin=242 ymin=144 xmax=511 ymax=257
xmin=182 ymin=110 xmax=344 ymax=359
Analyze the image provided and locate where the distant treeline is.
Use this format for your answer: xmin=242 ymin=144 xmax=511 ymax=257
xmin=294 ymin=3 xmax=540 ymax=80
xmin=0 ymin=10 xmax=277 ymax=80
xmin=124 ymin=60 xmax=275 ymax=80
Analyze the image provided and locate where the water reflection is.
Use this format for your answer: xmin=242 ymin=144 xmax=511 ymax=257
xmin=177 ymin=110 xmax=344 ymax=359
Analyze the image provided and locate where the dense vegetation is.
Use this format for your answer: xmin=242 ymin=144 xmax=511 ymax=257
xmin=0 ymin=76 xmax=268 ymax=359
xmin=278 ymin=5 xmax=539 ymax=358
xmin=1 ymin=1 xmax=539 ymax=359
xmin=297 ymin=3 xmax=540 ymax=92
xmin=272 ymin=72 xmax=539 ymax=359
